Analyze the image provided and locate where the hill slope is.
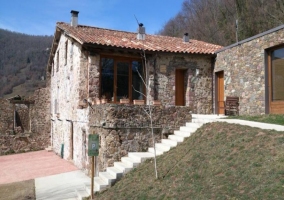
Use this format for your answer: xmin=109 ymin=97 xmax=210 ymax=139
xmin=0 ymin=29 xmax=53 ymax=98
xmin=95 ymin=122 xmax=284 ymax=199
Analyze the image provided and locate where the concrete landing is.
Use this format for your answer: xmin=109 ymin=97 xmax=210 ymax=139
xmin=216 ymin=119 xmax=284 ymax=131
xmin=35 ymin=170 xmax=90 ymax=200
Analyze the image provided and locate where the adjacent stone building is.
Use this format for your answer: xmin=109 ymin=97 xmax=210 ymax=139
xmin=46 ymin=11 xmax=222 ymax=173
xmin=214 ymin=24 xmax=284 ymax=115
xmin=0 ymin=87 xmax=51 ymax=155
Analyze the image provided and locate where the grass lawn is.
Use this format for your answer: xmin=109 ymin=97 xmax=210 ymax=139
xmin=228 ymin=114 xmax=284 ymax=125
xmin=94 ymin=122 xmax=284 ymax=199
xmin=0 ymin=179 xmax=35 ymax=200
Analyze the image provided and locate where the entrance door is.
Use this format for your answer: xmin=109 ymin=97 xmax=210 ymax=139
xmin=269 ymin=47 xmax=284 ymax=114
xmin=175 ymin=69 xmax=185 ymax=106
xmin=216 ymin=71 xmax=224 ymax=114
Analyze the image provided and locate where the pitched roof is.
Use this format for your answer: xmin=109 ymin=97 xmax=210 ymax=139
xmin=56 ymin=22 xmax=222 ymax=55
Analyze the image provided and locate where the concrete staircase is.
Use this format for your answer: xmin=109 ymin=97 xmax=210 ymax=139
xmin=75 ymin=114 xmax=225 ymax=199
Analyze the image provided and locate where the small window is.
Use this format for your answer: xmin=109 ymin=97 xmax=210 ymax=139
xmin=56 ymin=51 xmax=59 ymax=72
xmin=65 ymin=41 xmax=68 ymax=65
xmin=52 ymin=63 xmax=54 ymax=76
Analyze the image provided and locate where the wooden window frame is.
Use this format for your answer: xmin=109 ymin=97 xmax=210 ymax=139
xmin=267 ymin=44 xmax=284 ymax=113
xmin=100 ymin=55 xmax=145 ymax=104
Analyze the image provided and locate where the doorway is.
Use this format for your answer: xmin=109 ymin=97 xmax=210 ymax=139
xmin=175 ymin=69 xmax=186 ymax=106
xmin=216 ymin=71 xmax=224 ymax=114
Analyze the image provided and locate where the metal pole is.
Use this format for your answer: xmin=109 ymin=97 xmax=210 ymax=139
xmin=91 ymin=156 xmax=94 ymax=199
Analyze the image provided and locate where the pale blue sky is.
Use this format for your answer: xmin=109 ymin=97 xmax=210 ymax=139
xmin=0 ymin=0 xmax=184 ymax=36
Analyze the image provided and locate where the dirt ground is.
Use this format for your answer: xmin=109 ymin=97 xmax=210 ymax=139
xmin=0 ymin=179 xmax=35 ymax=200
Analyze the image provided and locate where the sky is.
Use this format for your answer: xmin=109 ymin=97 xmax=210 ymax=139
xmin=0 ymin=0 xmax=184 ymax=36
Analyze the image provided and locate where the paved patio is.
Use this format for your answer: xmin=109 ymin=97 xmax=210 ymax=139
xmin=0 ymin=150 xmax=78 ymax=184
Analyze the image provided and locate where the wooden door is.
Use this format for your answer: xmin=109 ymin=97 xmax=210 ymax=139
xmin=216 ymin=71 xmax=225 ymax=114
xmin=175 ymin=69 xmax=185 ymax=106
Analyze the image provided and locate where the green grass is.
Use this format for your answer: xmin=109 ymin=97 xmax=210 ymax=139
xmin=94 ymin=122 xmax=284 ymax=199
xmin=228 ymin=114 xmax=284 ymax=125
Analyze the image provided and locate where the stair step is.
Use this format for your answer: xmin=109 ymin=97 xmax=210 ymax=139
xmin=114 ymin=162 xmax=133 ymax=174
xmin=186 ymin=122 xmax=203 ymax=128
xmin=161 ymin=139 xmax=178 ymax=147
xmin=155 ymin=143 xmax=171 ymax=151
xmin=192 ymin=114 xmax=225 ymax=119
xmin=128 ymin=152 xmax=154 ymax=162
xmin=168 ymin=134 xmax=186 ymax=142
xmin=179 ymin=126 xmax=197 ymax=132
xmin=75 ymin=188 xmax=89 ymax=200
xmin=45 ymin=146 xmax=53 ymax=152
xmin=94 ymin=177 xmax=109 ymax=191
xmin=192 ymin=118 xmax=216 ymax=123
xmin=148 ymin=147 xmax=164 ymax=156
xmin=174 ymin=130 xmax=191 ymax=137
xmin=106 ymin=167 xmax=124 ymax=180
xmin=121 ymin=156 xmax=141 ymax=167
xmin=99 ymin=172 xmax=116 ymax=185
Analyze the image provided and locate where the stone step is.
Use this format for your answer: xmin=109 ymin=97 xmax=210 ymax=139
xmin=192 ymin=114 xmax=226 ymax=119
xmin=179 ymin=126 xmax=197 ymax=132
xmin=168 ymin=134 xmax=186 ymax=142
xmin=121 ymin=156 xmax=141 ymax=167
xmin=186 ymin=122 xmax=203 ymax=128
xmin=148 ymin=147 xmax=164 ymax=156
xmin=155 ymin=143 xmax=172 ymax=152
xmin=192 ymin=118 xmax=216 ymax=123
xmin=161 ymin=139 xmax=178 ymax=147
xmin=106 ymin=167 xmax=124 ymax=180
xmin=45 ymin=146 xmax=53 ymax=152
xmin=99 ymin=171 xmax=116 ymax=186
xmin=114 ymin=162 xmax=133 ymax=174
xmin=128 ymin=152 xmax=154 ymax=162
xmin=75 ymin=188 xmax=89 ymax=200
xmin=174 ymin=130 xmax=191 ymax=137
xmin=94 ymin=177 xmax=109 ymax=191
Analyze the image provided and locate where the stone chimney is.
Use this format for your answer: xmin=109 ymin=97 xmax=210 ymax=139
xmin=70 ymin=10 xmax=79 ymax=27
xmin=137 ymin=23 xmax=146 ymax=40
xmin=183 ymin=33 xmax=189 ymax=42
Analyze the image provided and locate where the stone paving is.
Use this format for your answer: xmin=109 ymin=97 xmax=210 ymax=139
xmin=0 ymin=150 xmax=78 ymax=184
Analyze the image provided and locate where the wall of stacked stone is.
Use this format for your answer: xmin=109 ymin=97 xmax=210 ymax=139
xmin=87 ymin=52 xmax=214 ymax=114
xmin=0 ymin=99 xmax=14 ymax=134
xmin=149 ymin=54 xmax=214 ymax=114
xmin=30 ymin=87 xmax=51 ymax=135
xmin=88 ymin=104 xmax=191 ymax=173
xmin=50 ymin=35 xmax=91 ymax=170
xmin=214 ymin=28 xmax=284 ymax=115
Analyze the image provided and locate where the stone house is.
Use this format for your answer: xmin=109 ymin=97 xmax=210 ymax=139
xmin=214 ymin=24 xmax=284 ymax=115
xmin=46 ymin=11 xmax=222 ymax=173
xmin=0 ymin=88 xmax=50 ymax=155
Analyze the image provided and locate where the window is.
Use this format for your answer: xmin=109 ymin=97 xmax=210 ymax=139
xmin=56 ymin=51 xmax=59 ymax=72
xmin=65 ymin=40 xmax=68 ymax=65
xmin=271 ymin=47 xmax=284 ymax=101
xmin=100 ymin=57 xmax=144 ymax=103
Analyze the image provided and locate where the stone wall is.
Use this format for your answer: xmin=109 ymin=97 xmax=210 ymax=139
xmin=214 ymin=28 xmax=284 ymax=115
xmin=87 ymin=52 xmax=214 ymax=114
xmin=30 ymin=87 xmax=51 ymax=135
xmin=0 ymin=99 xmax=13 ymax=134
xmin=89 ymin=104 xmax=192 ymax=174
xmin=149 ymin=54 xmax=213 ymax=114
xmin=50 ymin=35 xmax=91 ymax=170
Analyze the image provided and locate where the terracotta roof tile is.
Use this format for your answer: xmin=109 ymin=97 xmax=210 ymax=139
xmin=56 ymin=22 xmax=222 ymax=54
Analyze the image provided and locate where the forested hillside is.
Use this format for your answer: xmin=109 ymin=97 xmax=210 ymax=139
xmin=158 ymin=0 xmax=284 ymax=46
xmin=0 ymin=29 xmax=53 ymax=98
